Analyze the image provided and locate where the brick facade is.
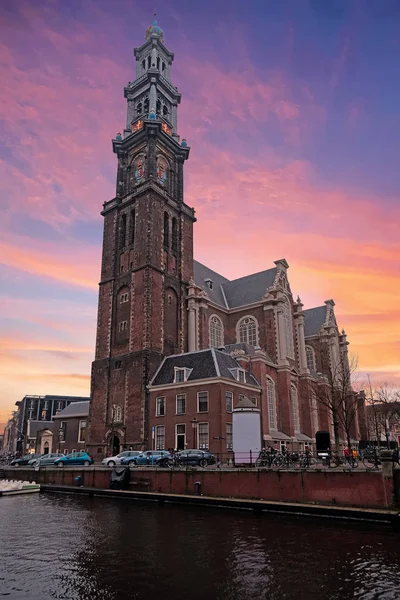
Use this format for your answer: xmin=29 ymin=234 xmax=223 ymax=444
xmin=87 ymin=20 xmax=367 ymax=458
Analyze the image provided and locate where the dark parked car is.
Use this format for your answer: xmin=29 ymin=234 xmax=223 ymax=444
xmin=158 ymin=449 xmax=216 ymax=468
xmin=10 ymin=454 xmax=41 ymax=467
xmin=28 ymin=453 xmax=63 ymax=467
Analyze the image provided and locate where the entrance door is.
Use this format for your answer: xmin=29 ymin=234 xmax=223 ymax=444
xmin=43 ymin=442 xmax=49 ymax=455
xmin=111 ymin=435 xmax=120 ymax=456
xmin=176 ymin=424 xmax=186 ymax=451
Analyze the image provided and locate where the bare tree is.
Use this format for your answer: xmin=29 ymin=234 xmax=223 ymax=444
xmin=365 ymin=378 xmax=400 ymax=448
xmin=313 ymin=340 xmax=360 ymax=452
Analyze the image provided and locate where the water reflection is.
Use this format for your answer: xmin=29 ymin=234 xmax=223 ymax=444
xmin=0 ymin=494 xmax=399 ymax=599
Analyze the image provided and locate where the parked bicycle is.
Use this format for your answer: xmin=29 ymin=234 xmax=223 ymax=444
xmin=362 ymin=448 xmax=381 ymax=469
xmin=328 ymin=452 xmax=358 ymax=469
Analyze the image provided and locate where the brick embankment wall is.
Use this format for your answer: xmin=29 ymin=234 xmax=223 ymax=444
xmin=2 ymin=466 xmax=398 ymax=509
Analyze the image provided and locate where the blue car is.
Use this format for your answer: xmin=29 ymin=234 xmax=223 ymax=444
xmin=120 ymin=450 xmax=170 ymax=467
xmin=54 ymin=451 xmax=93 ymax=467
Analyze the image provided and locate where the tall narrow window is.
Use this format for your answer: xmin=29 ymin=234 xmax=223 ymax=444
xmin=155 ymin=425 xmax=165 ymax=450
xmin=225 ymin=391 xmax=233 ymax=413
xmin=198 ymin=423 xmax=209 ymax=449
xmin=310 ymin=392 xmax=319 ymax=435
xmin=266 ymin=377 xmax=277 ymax=430
xmin=119 ymin=214 xmax=127 ymax=249
xmin=237 ymin=316 xmax=258 ymax=346
xmin=306 ymin=346 xmax=316 ymax=372
xmin=172 ymin=217 xmax=178 ymax=252
xmin=209 ymin=315 xmax=223 ymax=348
xmin=147 ymin=56 xmax=151 ymax=69
xmin=78 ymin=420 xmax=87 ymax=443
xmin=130 ymin=209 xmax=136 ymax=245
xmin=291 ymin=384 xmax=300 ymax=433
xmin=176 ymin=394 xmax=186 ymax=415
xmin=144 ymin=97 xmax=149 ymax=113
xmin=283 ymin=298 xmax=294 ymax=358
xmin=163 ymin=212 xmax=169 ymax=248
xmin=156 ymin=397 xmax=166 ymax=417
xmin=226 ymin=423 xmax=233 ymax=450
xmin=157 ymin=57 xmax=160 ymax=70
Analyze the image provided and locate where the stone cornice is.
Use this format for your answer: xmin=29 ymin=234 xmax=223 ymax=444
xmin=148 ymin=376 xmax=261 ymax=392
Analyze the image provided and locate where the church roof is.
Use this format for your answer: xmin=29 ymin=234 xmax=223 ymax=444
xmin=53 ymin=401 xmax=90 ymax=419
xmin=193 ymin=260 xmax=277 ymax=309
xmin=151 ymin=348 xmax=260 ymax=387
xmin=303 ymin=305 xmax=327 ymax=337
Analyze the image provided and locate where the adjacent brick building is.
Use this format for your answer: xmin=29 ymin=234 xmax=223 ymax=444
xmin=53 ymin=401 xmax=89 ymax=455
xmin=87 ymin=19 xmax=367 ymax=458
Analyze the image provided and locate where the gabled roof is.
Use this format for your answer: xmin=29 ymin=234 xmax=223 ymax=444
xmin=53 ymin=401 xmax=90 ymax=419
xmin=193 ymin=260 xmax=277 ymax=309
xmin=151 ymin=349 xmax=260 ymax=387
xmin=303 ymin=305 xmax=327 ymax=337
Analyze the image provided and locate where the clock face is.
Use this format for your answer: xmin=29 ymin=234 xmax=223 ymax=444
xmin=132 ymin=119 xmax=143 ymax=132
xmin=162 ymin=122 xmax=171 ymax=135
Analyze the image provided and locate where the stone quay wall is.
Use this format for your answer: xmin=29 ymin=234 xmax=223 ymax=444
xmin=2 ymin=465 xmax=399 ymax=509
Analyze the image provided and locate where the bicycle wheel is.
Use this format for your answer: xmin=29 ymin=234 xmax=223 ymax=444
xmin=363 ymin=456 xmax=376 ymax=469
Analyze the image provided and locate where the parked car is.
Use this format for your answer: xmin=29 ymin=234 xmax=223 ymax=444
xmin=121 ymin=450 xmax=171 ymax=467
xmin=10 ymin=454 xmax=41 ymax=467
xmin=164 ymin=449 xmax=216 ymax=468
xmin=28 ymin=453 xmax=63 ymax=467
xmin=102 ymin=451 xmax=142 ymax=467
xmin=54 ymin=451 xmax=93 ymax=467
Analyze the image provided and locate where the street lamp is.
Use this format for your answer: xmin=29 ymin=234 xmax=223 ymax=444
xmin=191 ymin=418 xmax=199 ymax=449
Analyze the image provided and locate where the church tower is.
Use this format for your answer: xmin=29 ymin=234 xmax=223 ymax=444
xmin=87 ymin=19 xmax=195 ymax=456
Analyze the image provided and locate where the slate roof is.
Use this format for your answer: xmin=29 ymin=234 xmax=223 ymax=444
xmin=151 ymin=349 xmax=260 ymax=387
xmin=303 ymin=305 xmax=327 ymax=337
xmin=27 ymin=421 xmax=54 ymax=439
xmin=53 ymin=401 xmax=90 ymax=419
xmin=193 ymin=260 xmax=277 ymax=309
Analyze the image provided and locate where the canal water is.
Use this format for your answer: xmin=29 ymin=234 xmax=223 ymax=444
xmin=0 ymin=494 xmax=399 ymax=599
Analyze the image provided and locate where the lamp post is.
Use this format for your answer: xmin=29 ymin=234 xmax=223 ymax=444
xmin=191 ymin=418 xmax=199 ymax=449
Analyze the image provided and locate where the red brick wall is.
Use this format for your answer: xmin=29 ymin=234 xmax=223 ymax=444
xmin=6 ymin=467 xmax=396 ymax=509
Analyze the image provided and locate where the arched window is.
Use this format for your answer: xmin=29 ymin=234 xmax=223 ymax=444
xmin=156 ymin=98 xmax=161 ymax=115
xmin=147 ymin=56 xmax=151 ymax=69
xmin=144 ymin=97 xmax=149 ymax=113
xmin=237 ymin=316 xmax=258 ymax=346
xmin=283 ymin=297 xmax=294 ymax=358
xmin=306 ymin=346 xmax=316 ymax=372
xmin=136 ymin=102 xmax=142 ymax=115
xmin=163 ymin=212 xmax=169 ymax=248
xmin=172 ymin=217 xmax=178 ymax=252
xmin=266 ymin=377 xmax=277 ymax=430
xmin=114 ymin=405 xmax=122 ymax=422
xmin=163 ymin=104 xmax=169 ymax=117
xmin=119 ymin=214 xmax=126 ymax=249
xmin=291 ymin=384 xmax=300 ymax=433
xmin=209 ymin=315 xmax=223 ymax=348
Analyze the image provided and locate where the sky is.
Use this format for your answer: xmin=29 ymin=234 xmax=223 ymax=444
xmin=1 ymin=0 xmax=399 ymax=431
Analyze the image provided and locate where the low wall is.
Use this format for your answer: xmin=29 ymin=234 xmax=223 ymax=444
xmin=2 ymin=466 xmax=398 ymax=509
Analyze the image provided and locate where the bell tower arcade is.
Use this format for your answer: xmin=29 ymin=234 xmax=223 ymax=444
xmin=87 ymin=19 xmax=195 ymax=455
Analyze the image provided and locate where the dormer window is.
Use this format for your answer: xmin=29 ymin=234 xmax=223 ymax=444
xmin=205 ymin=278 xmax=213 ymax=290
xmin=174 ymin=367 xmax=192 ymax=383
xmin=230 ymin=368 xmax=246 ymax=383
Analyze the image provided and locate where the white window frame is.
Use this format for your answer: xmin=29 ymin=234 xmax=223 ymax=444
xmin=174 ymin=367 xmax=192 ymax=383
xmin=197 ymin=391 xmax=209 ymax=413
xmin=114 ymin=405 xmax=122 ymax=422
xmin=225 ymin=391 xmax=233 ymax=413
xmin=156 ymin=396 xmax=166 ymax=417
xmin=251 ymin=396 xmax=258 ymax=406
xmin=236 ymin=315 xmax=258 ymax=347
xmin=266 ymin=376 xmax=277 ymax=431
xmin=175 ymin=423 xmax=186 ymax=449
xmin=209 ymin=314 xmax=224 ymax=348
xmin=305 ymin=345 xmax=316 ymax=372
xmin=78 ymin=420 xmax=87 ymax=443
xmin=291 ymin=384 xmax=300 ymax=434
xmin=120 ymin=292 xmax=129 ymax=303
xmin=229 ymin=368 xmax=246 ymax=382
xmin=118 ymin=320 xmax=128 ymax=332
xmin=155 ymin=425 xmax=165 ymax=450
xmin=176 ymin=394 xmax=186 ymax=415
xmin=198 ymin=422 xmax=209 ymax=450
